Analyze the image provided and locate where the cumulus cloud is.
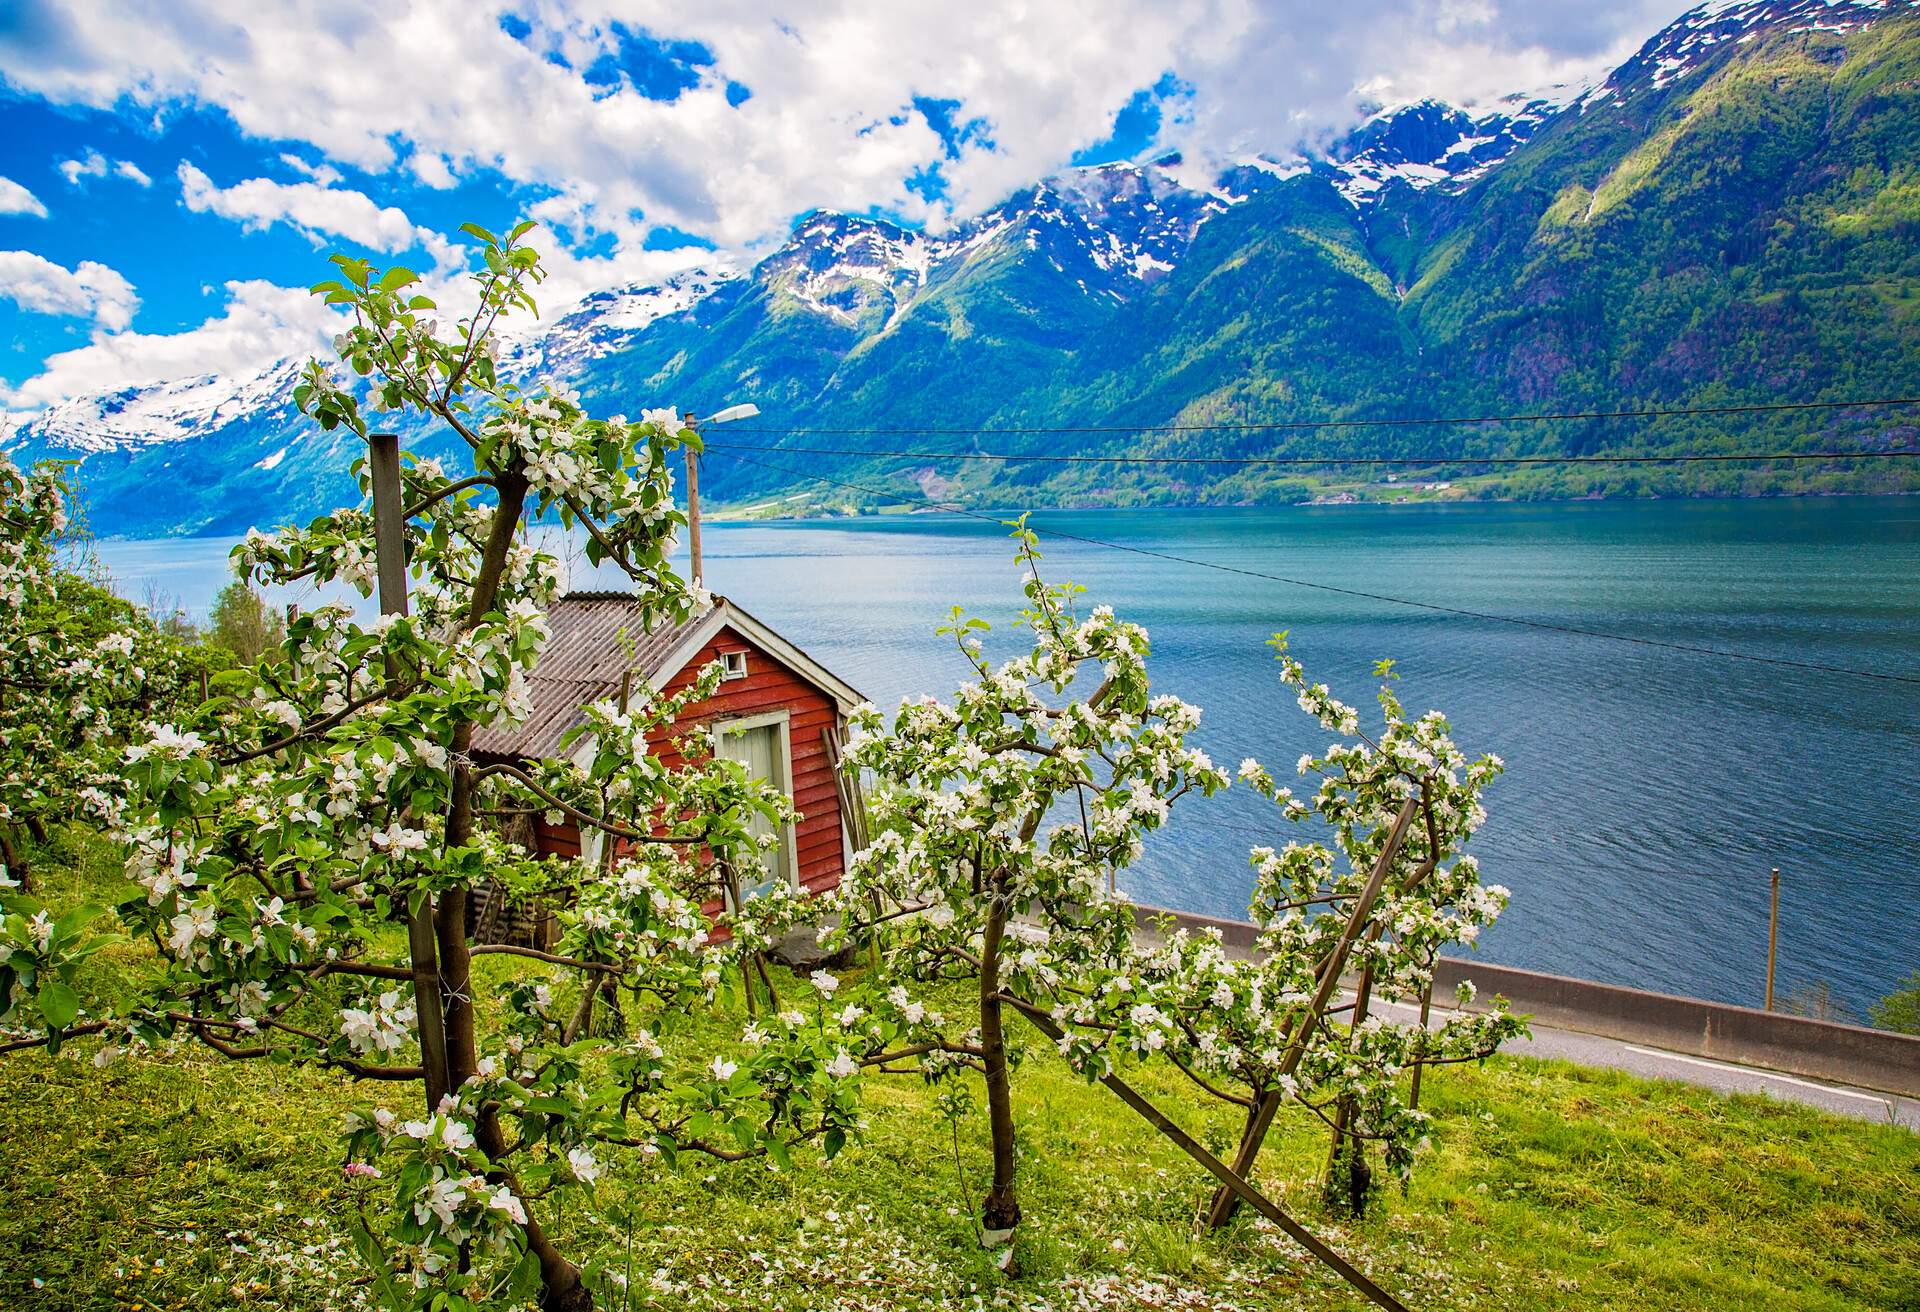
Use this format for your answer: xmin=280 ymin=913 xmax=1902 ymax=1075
xmin=0 ymin=250 xmax=138 ymax=329
xmin=0 ymin=278 xmax=336 ymax=414
xmin=178 ymin=163 xmax=459 ymax=269
xmin=1 ymin=1 xmax=1681 ymax=251
xmin=0 ymin=175 xmax=48 ymax=217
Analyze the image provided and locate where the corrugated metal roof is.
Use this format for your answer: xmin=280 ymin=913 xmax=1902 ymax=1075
xmin=472 ymin=592 xmax=712 ymax=760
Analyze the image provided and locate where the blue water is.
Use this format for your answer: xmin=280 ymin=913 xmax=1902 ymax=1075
xmin=94 ymin=498 xmax=1920 ymax=1017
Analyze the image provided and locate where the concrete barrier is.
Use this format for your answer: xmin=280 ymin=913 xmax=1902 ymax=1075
xmin=1134 ymin=904 xmax=1920 ymax=1099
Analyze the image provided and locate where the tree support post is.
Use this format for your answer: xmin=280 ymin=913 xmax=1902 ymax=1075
xmin=1205 ymin=795 xmax=1420 ymax=1229
xmin=370 ymin=430 xmax=452 ymax=1109
xmin=1005 ymin=996 xmax=1410 ymax=1312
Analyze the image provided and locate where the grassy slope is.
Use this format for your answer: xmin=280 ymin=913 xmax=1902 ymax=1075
xmin=3 ymin=831 xmax=1915 ymax=1312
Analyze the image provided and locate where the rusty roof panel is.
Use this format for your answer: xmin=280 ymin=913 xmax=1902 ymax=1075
xmin=470 ymin=592 xmax=709 ymax=761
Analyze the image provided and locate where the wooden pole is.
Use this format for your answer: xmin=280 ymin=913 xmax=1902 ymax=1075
xmin=370 ymin=432 xmax=451 ymax=1110
xmin=1206 ymin=794 xmax=1421 ymax=1229
xmin=683 ymin=415 xmax=703 ymax=587
xmin=1007 ymin=996 xmax=1409 ymax=1312
xmin=1765 ymin=866 xmax=1781 ymax=1010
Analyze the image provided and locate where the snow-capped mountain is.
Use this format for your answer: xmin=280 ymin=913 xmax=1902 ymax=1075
xmin=755 ymin=212 xmax=940 ymax=328
xmin=754 ymin=159 xmax=1226 ymax=334
xmin=22 ymin=357 xmax=308 ymax=456
xmin=7 ymin=0 xmax=1916 ymax=533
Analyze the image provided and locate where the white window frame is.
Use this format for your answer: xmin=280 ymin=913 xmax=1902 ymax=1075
xmin=712 ymin=707 xmax=801 ymax=892
xmin=719 ymin=649 xmax=750 ymax=681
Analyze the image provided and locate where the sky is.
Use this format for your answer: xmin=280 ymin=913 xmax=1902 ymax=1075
xmin=0 ymin=0 xmax=1686 ymax=424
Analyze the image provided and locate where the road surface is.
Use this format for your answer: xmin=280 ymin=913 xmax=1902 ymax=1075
xmin=1369 ymin=994 xmax=1919 ymax=1131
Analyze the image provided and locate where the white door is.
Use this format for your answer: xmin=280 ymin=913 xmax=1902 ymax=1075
xmin=716 ymin=717 xmax=793 ymax=898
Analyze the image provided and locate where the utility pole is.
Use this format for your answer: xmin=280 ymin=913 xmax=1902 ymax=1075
xmin=678 ymin=403 xmax=760 ymax=591
xmin=1764 ymin=866 xmax=1782 ymax=1010
xmin=683 ymin=411 xmax=703 ymax=587
xmin=369 ymin=431 xmax=452 ymax=1108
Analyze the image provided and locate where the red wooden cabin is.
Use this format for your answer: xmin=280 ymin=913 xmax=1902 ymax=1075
xmin=472 ymin=591 xmax=866 ymax=901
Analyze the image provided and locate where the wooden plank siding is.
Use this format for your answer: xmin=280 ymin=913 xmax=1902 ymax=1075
xmin=654 ymin=625 xmax=847 ymax=898
xmin=532 ymin=621 xmax=850 ymax=934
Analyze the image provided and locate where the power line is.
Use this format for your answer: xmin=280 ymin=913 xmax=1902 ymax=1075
xmin=719 ymin=450 xmax=1920 ymax=687
xmin=718 ymin=394 xmax=1920 ymax=438
xmin=707 ymin=441 xmax=1920 ymax=469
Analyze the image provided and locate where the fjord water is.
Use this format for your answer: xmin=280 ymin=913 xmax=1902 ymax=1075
xmin=98 ymin=498 xmax=1920 ymax=1016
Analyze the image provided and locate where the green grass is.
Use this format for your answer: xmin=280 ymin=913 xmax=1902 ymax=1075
xmin=3 ymin=831 xmax=1916 ymax=1311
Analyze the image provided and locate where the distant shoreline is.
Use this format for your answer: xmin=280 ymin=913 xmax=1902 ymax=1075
xmin=701 ymin=483 xmax=1920 ymax=527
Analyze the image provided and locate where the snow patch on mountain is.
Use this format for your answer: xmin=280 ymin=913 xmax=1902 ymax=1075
xmin=18 ymin=357 xmax=306 ymax=455
xmin=506 ymin=265 xmax=741 ymax=379
xmin=1606 ymin=0 xmax=1910 ymax=94
xmin=1317 ymin=89 xmax=1582 ymax=206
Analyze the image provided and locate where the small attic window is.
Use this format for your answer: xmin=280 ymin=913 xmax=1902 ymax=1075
xmin=720 ymin=650 xmax=749 ymax=681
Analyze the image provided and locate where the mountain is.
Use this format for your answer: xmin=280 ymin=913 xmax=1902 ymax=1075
xmin=7 ymin=0 xmax=1919 ymax=535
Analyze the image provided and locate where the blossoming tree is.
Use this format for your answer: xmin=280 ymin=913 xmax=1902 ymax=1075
xmin=1100 ymin=644 xmax=1525 ymax=1224
xmin=0 ymin=454 xmax=204 ymax=892
xmin=0 ymin=223 xmax=871 ymax=1312
xmin=820 ymin=531 xmax=1520 ymax=1306
xmin=823 ymin=524 xmax=1231 ymax=1268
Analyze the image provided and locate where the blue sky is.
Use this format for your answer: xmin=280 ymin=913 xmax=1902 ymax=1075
xmin=0 ymin=0 xmax=1677 ymax=421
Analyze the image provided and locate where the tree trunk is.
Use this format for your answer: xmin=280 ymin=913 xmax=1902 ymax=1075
xmin=479 ymin=1108 xmax=594 ymax=1311
xmin=439 ymin=464 xmax=593 ymax=1303
xmin=1324 ymin=954 xmax=1380 ymax=1217
xmin=977 ymin=890 xmax=1021 ymax=1263
xmin=0 ymin=825 xmax=29 ymax=894
xmin=1321 ymin=1099 xmax=1374 ymax=1218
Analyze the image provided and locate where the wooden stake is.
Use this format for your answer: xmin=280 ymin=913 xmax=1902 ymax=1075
xmin=370 ymin=431 xmax=451 ymax=1110
xmin=1007 ymin=995 xmax=1409 ymax=1312
xmin=684 ymin=416 xmax=703 ymax=587
xmin=1765 ymin=867 xmax=1781 ymax=1010
xmin=1206 ymin=794 xmax=1421 ymax=1229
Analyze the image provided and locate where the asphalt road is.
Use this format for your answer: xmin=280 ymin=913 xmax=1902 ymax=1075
xmin=1369 ymin=994 xmax=1920 ymax=1131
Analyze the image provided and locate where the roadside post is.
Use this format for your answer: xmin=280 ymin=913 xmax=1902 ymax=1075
xmin=1765 ymin=866 xmax=1781 ymax=1010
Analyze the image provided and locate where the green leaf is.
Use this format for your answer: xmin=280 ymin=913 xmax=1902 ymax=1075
xmin=378 ymin=267 xmax=419 ymax=292
xmin=39 ymin=980 xmax=80 ymax=1028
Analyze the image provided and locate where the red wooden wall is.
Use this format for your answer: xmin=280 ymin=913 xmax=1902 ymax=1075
xmin=534 ymin=621 xmax=848 ymax=902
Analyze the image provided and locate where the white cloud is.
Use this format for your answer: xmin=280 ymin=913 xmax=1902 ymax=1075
xmin=0 ymin=278 xmax=335 ymax=414
xmin=56 ymin=150 xmax=107 ymax=185
xmin=178 ymin=162 xmax=459 ymax=268
xmin=0 ymin=250 xmax=138 ymax=330
xmin=56 ymin=147 xmax=152 ymax=188
xmin=0 ymin=0 xmax=1691 ymax=415
xmin=0 ymin=2 xmax=1682 ymax=254
xmin=0 ymin=176 xmax=48 ymax=217
xmin=278 ymin=153 xmax=342 ymax=185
